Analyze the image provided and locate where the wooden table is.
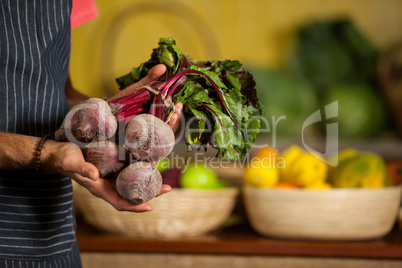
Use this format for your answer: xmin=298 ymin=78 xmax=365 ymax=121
xmin=76 ymin=140 xmax=402 ymax=267
xmin=77 ymin=216 xmax=402 ymax=260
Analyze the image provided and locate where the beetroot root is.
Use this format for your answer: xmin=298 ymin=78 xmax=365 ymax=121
xmin=83 ymin=140 xmax=127 ymax=178
xmin=125 ymin=114 xmax=175 ymax=161
xmin=116 ymin=161 xmax=162 ymax=205
xmin=55 ymin=98 xmax=117 ymax=143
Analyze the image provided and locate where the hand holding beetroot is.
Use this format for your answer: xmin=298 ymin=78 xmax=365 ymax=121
xmin=38 ymin=139 xmax=166 ymax=212
xmin=54 ymin=37 xmax=262 ymax=209
xmin=53 ymin=64 xmax=181 ymax=210
xmin=54 ymin=99 xmax=176 ymax=206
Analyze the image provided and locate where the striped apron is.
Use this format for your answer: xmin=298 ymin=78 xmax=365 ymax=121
xmin=0 ymin=0 xmax=81 ymax=266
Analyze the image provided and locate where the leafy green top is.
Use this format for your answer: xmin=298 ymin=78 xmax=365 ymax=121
xmin=115 ymin=37 xmax=263 ymax=160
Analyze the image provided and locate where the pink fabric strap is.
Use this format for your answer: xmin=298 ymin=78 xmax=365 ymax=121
xmin=71 ymin=0 xmax=99 ymax=29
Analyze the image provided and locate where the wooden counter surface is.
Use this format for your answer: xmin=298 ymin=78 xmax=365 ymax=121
xmin=76 ymin=217 xmax=402 ymax=259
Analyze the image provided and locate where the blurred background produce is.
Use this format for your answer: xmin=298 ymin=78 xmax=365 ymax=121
xmin=243 ymin=145 xmax=402 ymax=241
xmin=157 ymin=158 xmax=230 ymax=190
xmin=71 ymin=3 xmax=402 ymax=264
xmin=245 ymin=145 xmax=397 ymax=190
xmin=70 ymin=0 xmax=402 ymax=142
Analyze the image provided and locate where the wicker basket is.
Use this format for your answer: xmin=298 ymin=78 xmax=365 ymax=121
xmin=243 ymin=185 xmax=402 ymax=241
xmin=74 ymin=183 xmax=239 ymax=238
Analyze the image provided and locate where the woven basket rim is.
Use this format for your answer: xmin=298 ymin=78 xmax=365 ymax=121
xmin=74 ymin=183 xmax=240 ymax=195
xmin=243 ymin=184 xmax=402 ymax=193
xmin=73 ymin=182 xmax=239 ymax=237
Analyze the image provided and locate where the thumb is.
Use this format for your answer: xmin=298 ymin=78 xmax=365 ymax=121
xmin=106 ymin=64 xmax=167 ymax=103
xmin=78 ymin=162 xmax=100 ymax=181
xmin=137 ymin=64 xmax=167 ymax=88
xmin=168 ymin=102 xmax=183 ymax=132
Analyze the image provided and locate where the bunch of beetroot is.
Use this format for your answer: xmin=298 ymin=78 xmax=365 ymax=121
xmin=55 ymin=37 xmax=262 ymax=205
xmin=55 ymin=98 xmax=174 ymax=205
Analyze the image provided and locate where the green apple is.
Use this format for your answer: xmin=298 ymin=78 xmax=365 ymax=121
xmin=179 ymin=164 xmax=220 ymax=189
xmin=209 ymin=180 xmax=229 ymax=189
xmin=155 ymin=158 xmax=170 ymax=173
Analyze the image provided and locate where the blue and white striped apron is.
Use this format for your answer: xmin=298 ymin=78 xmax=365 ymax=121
xmin=0 ymin=0 xmax=82 ymax=266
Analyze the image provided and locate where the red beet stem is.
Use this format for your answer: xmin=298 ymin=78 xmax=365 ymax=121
xmin=149 ymin=96 xmax=158 ymax=117
xmin=118 ymin=103 xmax=143 ymax=117
xmin=113 ymin=89 xmax=149 ymax=105
xmin=117 ymin=106 xmax=145 ymax=121
xmin=155 ymin=95 xmax=164 ymax=120
xmin=107 ymin=89 xmax=144 ymax=104
xmin=118 ymin=95 xmax=151 ymax=110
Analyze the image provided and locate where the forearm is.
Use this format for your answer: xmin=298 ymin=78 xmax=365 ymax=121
xmin=0 ymin=131 xmax=94 ymax=178
xmin=0 ymin=131 xmax=39 ymax=170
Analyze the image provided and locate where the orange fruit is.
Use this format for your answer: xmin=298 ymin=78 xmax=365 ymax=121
xmin=280 ymin=145 xmax=304 ymax=181
xmin=253 ymin=146 xmax=279 ymax=159
xmin=386 ymin=161 xmax=402 ymax=185
xmin=252 ymin=146 xmax=280 ymax=168
xmin=244 ymin=161 xmax=279 ymax=188
xmin=286 ymin=152 xmax=328 ymax=186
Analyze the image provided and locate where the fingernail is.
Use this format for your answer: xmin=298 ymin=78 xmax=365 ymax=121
xmin=88 ymin=171 xmax=94 ymax=180
xmin=139 ymin=208 xmax=152 ymax=213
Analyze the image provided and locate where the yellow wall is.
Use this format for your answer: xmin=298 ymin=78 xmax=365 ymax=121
xmin=70 ymin=0 xmax=402 ymax=98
